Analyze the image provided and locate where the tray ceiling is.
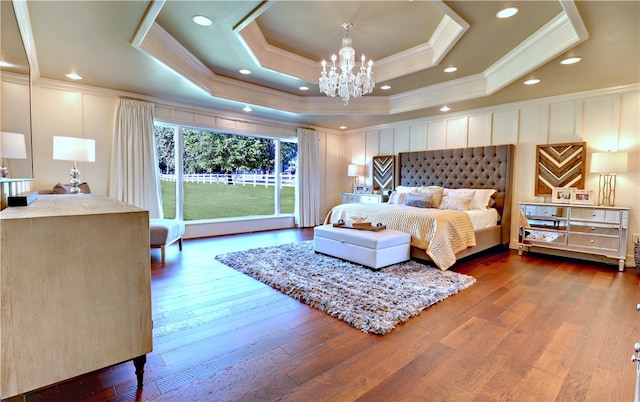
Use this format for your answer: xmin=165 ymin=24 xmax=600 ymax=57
xmin=10 ymin=0 xmax=640 ymax=130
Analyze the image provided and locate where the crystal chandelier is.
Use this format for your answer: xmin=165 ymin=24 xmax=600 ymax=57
xmin=319 ymin=22 xmax=375 ymax=105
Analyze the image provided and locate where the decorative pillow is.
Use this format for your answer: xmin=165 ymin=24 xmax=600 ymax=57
xmin=389 ymin=186 xmax=420 ymax=204
xmin=443 ymin=188 xmax=495 ymax=210
xmin=416 ymin=186 xmax=444 ymax=208
xmin=394 ymin=186 xmax=419 ymax=194
xmin=388 ymin=191 xmax=404 ymax=204
xmin=404 ymin=192 xmax=433 ymax=209
xmin=439 ymin=189 xmax=475 ymax=211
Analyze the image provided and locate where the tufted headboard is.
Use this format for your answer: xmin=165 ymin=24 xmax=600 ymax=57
xmin=398 ymin=144 xmax=515 ymax=246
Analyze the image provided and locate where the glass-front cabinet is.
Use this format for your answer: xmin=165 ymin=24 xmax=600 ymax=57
xmin=519 ymin=202 xmax=630 ymax=271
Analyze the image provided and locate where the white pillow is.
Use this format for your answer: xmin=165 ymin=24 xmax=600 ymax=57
xmin=395 ymin=186 xmax=419 ymax=193
xmin=389 ymin=186 xmax=420 ymax=204
xmin=439 ymin=189 xmax=476 ymax=211
xmin=471 ymin=189 xmax=497 ymax=209
xmin=444 ymin=188 xmax=496 ymax=210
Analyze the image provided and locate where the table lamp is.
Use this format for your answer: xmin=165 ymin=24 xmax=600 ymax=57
xmin=53 ymin=136 xmax=96 ymax=194
xmin=0 ymin=132 xmax=27 ymax=178
xmin=347 ymin=163 xmax=365 ymax=187
xmin=590 ymin=151 xmax=627 ymax=206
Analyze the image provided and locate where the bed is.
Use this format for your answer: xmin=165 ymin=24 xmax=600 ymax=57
xmin=325 ymin=144 xmax=515 ymax=270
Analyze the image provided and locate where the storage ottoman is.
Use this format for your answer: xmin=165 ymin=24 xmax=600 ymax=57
xmin=313 ymin=224 xmax=411 ymax=269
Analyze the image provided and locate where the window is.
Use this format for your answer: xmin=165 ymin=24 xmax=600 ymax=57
xmin=154 ymin=125 xmax=176 ymax=219
xmin=154 ymin=124 xmax=297 ymax=221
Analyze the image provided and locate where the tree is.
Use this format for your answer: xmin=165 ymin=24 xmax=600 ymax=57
xmin=281 ymin=141 xmax=298 ymax=173
xmin=155 ymin=126 xmax=298 ymax=182
xmin=154 ymin=125 xmax=175 ymax=173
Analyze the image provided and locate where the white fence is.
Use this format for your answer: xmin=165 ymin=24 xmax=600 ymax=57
xmin=160 ymin=173 xmax=296 ymax=187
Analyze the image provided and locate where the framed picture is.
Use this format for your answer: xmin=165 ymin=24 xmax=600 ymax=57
xmin=571 ymin=189 xmax=595 ymax=205
xmin=535 ymin=142 xmax=586 ymax=196
xmin=353 ymin=184 xmax=371 ymax=194
xmin=551 ymin=187 xmax=573 ymax=203
xmin=372 ymin=155 xmax=395 ymax=192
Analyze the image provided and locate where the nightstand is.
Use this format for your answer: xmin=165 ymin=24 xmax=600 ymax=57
xmin=518 ymin=201 xmax=630 ymax=271
xmin=342 ymin=192 xmax=389 ymax=204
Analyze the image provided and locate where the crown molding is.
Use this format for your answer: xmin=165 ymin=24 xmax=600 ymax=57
xmin=347 ymin=83 xmax=639 ymax=134
xmin=129 ymin=0 xmax=592 ymax=120
xmin=12 ymin=0 xmax=40 ymax=79
xmin=484 ymin=8 xmax=588 ymax=94
xmin=236 ymin=21 xmax=319 ymax=83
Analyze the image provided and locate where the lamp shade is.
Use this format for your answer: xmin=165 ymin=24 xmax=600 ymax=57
xmin=0 ymin=132 xmax=27 ymax=159
xmin=590 ymin=152 xmax=628 ymax=174
xmin=347 ymin=163 xmax=365 ymax=177
xmin=53 ymin=136 xmax=96 ymax=162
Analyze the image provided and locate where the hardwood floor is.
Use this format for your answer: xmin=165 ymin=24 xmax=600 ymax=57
xmin=19 ymin=228 xmax=639 ymax=402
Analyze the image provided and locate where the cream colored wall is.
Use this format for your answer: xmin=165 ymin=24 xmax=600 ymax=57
xmin=1 ymin=77 xmax=32 ymax=179
xmin=31 ymin=83 xmax=115 ymax=195
xmin=341 ymin=85 xmax=640 ymax=264
xmin=27 ymin=79 xmax=344 ymax=235
xmin=24 ymin=78 xmax=640 ymax=253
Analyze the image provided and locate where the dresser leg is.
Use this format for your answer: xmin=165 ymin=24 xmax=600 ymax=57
xmin=133 ymin=354 xmax=147 ymax=389
xmin=619 ymin=259 xmax=625 ymax=272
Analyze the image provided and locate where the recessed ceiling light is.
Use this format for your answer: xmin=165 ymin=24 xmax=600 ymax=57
xmin=239 ymin=69 xmax=251 ymax=75
xmin=524 ymin=79 xmax=540 ymax=85
xmin=192 ymin=15 xmax=212 ymax=26
xmin=560 ymin=57 xmax=582 ymax=65
xmin=339 ymin=126 xmax=347 ymax=130
xmin=243 ymin=105 xmax=252 ymax=112
xmin=299 ymin=86 xmax=309 ymax=91
xmin=443 ymin=67 xmax=458 ymax=73
xmin=66 ymin=73 xmax=82 ymax=80
xmin=440 ymin=106 xmax=451 ymax=112
xmin=0 ymin=61 xmax=12 ymax=67
xmin=496 ymin=7 xmax=519 ymax=19
xmin=380 ymin=85 xmax=391 ymax=90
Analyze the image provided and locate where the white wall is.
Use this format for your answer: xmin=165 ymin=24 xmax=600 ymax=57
xmin=342 ymin=84 xmax=640 ymax=264
xmin=1 ymin=76 xmax=33 ymax=179
xmin=27 ymin=78 xmax=344 ymax=236
xmin=20 ymin=77 xmax=640 ymax=260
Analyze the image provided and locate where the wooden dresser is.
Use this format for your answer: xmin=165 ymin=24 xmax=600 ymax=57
xmin=0 ymin=195 xmax=152 ymax=398
xmin=518 ymin=201 xmax=630 ymax=271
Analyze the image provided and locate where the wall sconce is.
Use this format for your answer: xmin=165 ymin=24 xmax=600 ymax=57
xmin=53 ymin=136 xmax=96 ymax=194
xmin=347 ymin=163 xmax=365 ymax=187
xmin=590 ymin=151 xmax=628 ymax=206
xmin=0 ymin=132 xmax=27 ymax=178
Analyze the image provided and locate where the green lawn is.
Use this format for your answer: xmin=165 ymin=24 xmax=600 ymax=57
xmin=160 ymin=180 xmax=295 ymax=220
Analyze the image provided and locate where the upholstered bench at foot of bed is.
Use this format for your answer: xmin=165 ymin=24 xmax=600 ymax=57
xmin=313 ymin=224 xmax=411 ymax=269
xmin=150 ymin=219 xmax=185 ymax=263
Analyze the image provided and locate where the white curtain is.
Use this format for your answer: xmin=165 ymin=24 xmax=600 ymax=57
xmin=108 ymin=98 xmax=163 ymax=218
xmin=295 ymin=128 xmax=321 ymax=227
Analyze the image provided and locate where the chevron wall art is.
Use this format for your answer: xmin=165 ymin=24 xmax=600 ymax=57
xmin=372 ymin=155 xmax=395 ymax=191
xmin=535 ymin=142 xmax=586 ymax=196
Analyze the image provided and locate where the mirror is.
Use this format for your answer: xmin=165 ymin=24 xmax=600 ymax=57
xmin=1 ymin=0 xmax=33 ymax=180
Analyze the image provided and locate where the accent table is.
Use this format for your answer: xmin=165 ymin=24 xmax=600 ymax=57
xmin=518 ymin=201 xmax=630 ymax=271
xmin=342 ymin=192 xmax=389 ymax=204
xmin=0 ymin=194 xmax=152 ymax=398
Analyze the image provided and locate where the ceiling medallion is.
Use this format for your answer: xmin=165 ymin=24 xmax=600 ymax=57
xmin=319 ymin=22 xmax=375 ymax=105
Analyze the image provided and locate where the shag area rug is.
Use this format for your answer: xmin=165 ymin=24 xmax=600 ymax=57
xmin=215 ymin=241 xmax=476 ymax=335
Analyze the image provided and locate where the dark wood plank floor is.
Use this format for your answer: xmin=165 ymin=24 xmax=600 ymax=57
xmin=18 ymin=228 xmax=639 ymax=401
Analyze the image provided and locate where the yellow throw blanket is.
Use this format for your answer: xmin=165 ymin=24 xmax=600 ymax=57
xmin=325 ymin=204 xmax=476 ymax=270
